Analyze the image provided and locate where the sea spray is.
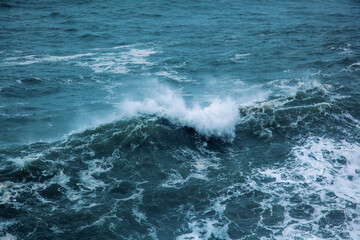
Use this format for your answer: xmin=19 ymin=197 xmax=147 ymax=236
xmin=119 ymin=87 xmax=240 ymax=140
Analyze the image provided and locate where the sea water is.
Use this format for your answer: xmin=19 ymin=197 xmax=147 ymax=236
xmin=0 ymin=0 xmax=360 ymax=239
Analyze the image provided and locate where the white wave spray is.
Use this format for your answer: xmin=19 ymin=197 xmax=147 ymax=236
xmin=118 ymin=87 xmax=240 ymax=140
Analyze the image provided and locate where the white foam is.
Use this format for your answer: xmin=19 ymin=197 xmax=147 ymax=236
xmin=0 ymin=232 xmax=17 ymax=240
xmin=0 ymin=181 xmax=47 ymax=206
xmin=348 ymin=62 xmax=360 ymax=68
xmin=234 ymin=53 xmax=250 ymax=58
xmin=2 ymin=53 xmax=93 ymax=66
xmin=291 ymin=138 xmax=360 ymax=203
xmin=119 ymin=87 xmax=240 ymax=140
xmin=78 ymin=48 xmax=157 ymax=74
xmin=126 ymin=48 xmax=157 ymax=58
xmin=156 ymin=70 xmax=191 ymax=82
xmin=42 ymin=53 xmax=94 ymax=62
xmin=176 ymin=219 xmax=230 ymax=240
xmin=265 ymin=76 xmax=321 ymax=98
xmin=112 ymin=44 xmax=138 ymax=49
xmin=232 ymin=53 xmax=250 ymax=63
xmin=162 ymin=148 xmax=220 ymax=188
xmin=79 ymin=167 xmax=107 ymax=192
xmin=2 ymin=47 xmax=157 ymax=74
xmin=7 ymin=153 xmax=43 ymax=167
xmin=254 ymin=138 xmax=360 ymax=239
xmin=132 ymin=207 xmax=147 ymax=223
xmin=80 ymin=60 xmax=129 ymax=74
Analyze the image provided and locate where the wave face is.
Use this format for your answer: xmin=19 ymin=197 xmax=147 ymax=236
xmin=1 ymin=0 xmax=360 ymax=239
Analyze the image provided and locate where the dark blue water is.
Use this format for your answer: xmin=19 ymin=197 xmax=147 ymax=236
xmin=1 ymin=0 xmax=360 ymax=239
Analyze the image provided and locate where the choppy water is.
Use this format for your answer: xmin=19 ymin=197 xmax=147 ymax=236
xmin=1 ymin=0 xmax=360 ymax=239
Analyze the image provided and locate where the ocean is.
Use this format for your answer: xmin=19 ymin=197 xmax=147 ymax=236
xmin=1 ymin=0 xmax=360 ymax=239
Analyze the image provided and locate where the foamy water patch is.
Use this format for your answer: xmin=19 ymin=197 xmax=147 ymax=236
xmin=2 ymin=47 xmax=158 ymax=75
xmin=176 ymin=219 xmax=230 ymax=240
xmin=119 ymin=88 xmax=240 ymax=140
xmin=156 ymin=70 xmax=192 ymax=82
xmin=265 ymin=76 xmax=322 ymax=98
xmin=231 ymin=53 xmax=250 ymax=63
xmin=253 ymin=138 xmax=360 ymax=239
xmin=78 ymin=48 xmax=158 ymax=74
xmin=343 ymin=62 xmax=360 ymax=72
xmin=261 ymin=138 xmax=360 ymax=203
xmin=7 ymin=153 xmax=43 ymax=167
xmin=2 ymin=53 xmax=94 ymax=66
xmin=78 ymin=159 xmax=111 ymax=192
xmin=162 ymin=147 xmax=220 ymax=188
xmin=0 ymin=232 xmax=17 ymax=240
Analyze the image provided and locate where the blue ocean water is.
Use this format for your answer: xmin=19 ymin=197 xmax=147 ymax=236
xmin=1 ymin=0 xmax=360 ymax=239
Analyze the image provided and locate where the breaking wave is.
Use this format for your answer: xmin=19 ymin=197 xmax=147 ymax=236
xmin=118 ymin=87 xmax=240 ymax=140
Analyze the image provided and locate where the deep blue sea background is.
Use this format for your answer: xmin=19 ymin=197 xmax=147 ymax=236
xmin=1 ymin=0 xmax=360 ymax=239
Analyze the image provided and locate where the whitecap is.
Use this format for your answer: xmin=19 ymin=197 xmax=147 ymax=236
xmin=119 ymin=87 xmax=240 ymax=140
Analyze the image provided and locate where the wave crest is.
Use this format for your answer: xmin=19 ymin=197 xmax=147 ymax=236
xmin=119 ymin=88 xmax=240 ymax=140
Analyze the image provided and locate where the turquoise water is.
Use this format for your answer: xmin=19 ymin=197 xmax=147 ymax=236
xmin=1 ymin=0 xmax=360 ymax=239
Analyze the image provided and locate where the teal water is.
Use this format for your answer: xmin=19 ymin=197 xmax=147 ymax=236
xmin=1 ymin=0 xmax=360 ymax=239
